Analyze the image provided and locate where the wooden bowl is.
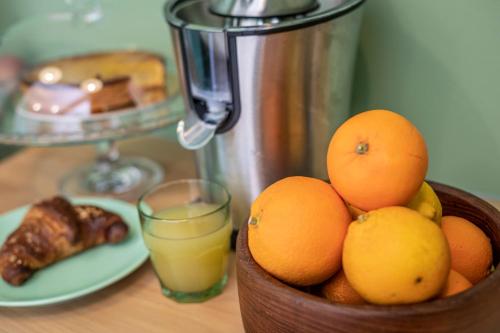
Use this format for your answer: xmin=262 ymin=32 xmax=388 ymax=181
xmin=236 ymin=182 xmax=500 ymax=333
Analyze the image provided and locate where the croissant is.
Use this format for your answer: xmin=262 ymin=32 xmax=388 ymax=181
xmin=0 ymin=196 xmax=128 ymax=286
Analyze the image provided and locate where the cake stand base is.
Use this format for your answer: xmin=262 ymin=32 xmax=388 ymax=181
xmin=59 ymin=141 xmax=164 ymax=201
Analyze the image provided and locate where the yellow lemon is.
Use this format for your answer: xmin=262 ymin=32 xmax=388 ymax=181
xmin=406 ymin=181 xmax=442 ymax=225
xmin=342 ymin=207 xmax=450 ymax=305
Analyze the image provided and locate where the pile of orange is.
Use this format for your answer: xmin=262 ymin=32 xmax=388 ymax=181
xmin=248 ymin=109 xmax=494 ymax=305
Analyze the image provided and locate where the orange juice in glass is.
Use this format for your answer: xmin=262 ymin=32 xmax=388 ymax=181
xmin=138 ymin=179 xmax=231 ymax=302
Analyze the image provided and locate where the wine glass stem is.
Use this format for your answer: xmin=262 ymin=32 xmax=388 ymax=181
xmin=96 ymin=140 xmax=119 ymax=171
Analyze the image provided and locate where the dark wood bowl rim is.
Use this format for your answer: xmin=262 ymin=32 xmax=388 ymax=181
xmin=237 ymin=181 xmax=500 ymax=316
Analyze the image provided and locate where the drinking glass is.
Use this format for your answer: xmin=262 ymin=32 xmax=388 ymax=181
xmin=138 ymin=179 xmax=231 ymax=302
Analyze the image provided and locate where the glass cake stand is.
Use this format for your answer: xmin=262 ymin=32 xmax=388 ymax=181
xmin=0 ymin=0 xmax=185 ymax=200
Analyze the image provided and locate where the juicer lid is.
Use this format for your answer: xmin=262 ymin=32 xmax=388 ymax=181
xmin=165 ymin=0 xmax=364 ymax=35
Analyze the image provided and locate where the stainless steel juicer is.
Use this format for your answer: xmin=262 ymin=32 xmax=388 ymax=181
xmin=164 ymin=0 xmax=364 ymax=232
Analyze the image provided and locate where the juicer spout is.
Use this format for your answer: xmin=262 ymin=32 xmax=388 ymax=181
xmin=176 ymin=104 xmax=228 ymax=150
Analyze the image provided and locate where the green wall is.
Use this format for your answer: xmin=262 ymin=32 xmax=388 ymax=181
xmin=352 ymin=0 xmax=500 ymax=198
xmin=0 ymin=0 xmax=499 ymax=197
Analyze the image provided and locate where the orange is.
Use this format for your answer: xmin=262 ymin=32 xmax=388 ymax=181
xmin=327 ymin=109 xmax=428 ymax=211
xmin=439 ymin=269 xmax=472 ymax=298
xmin=343 ymin=207 xmax=450 ymax=305
xmin=248 ymin=176 xmax=350 ymax=286
xmin=441 ymin=216 xmax=493 ymax=284
xmin=321 ymin=270 xmax=366 ymax=305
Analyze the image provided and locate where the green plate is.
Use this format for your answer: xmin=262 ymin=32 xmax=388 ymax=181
xmin=0 ymin=197 xmax=148 ymax=307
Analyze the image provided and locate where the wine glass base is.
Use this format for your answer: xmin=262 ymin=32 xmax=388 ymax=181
xmin=60 ymin=156 xmax=164 ymax=201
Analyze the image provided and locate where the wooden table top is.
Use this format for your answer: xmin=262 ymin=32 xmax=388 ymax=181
xmin=0 ymin=136 xmax=245 ymax=333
